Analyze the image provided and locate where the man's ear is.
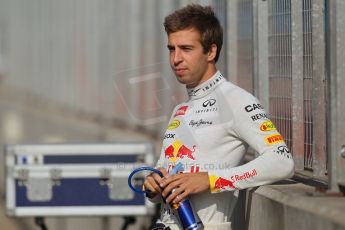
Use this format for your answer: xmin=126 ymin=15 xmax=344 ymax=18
xmin=207 ymin=44 xmax=217 ymax=62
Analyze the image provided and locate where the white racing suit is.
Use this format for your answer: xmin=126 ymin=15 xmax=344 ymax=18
xmin=150 ymin=71 xmax=295 ymax=230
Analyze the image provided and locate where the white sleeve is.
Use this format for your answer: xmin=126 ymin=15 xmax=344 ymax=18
xmin=208 ymin=92 xmax=295 ymax=193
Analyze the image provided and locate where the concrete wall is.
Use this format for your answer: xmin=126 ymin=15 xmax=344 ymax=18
xmin=241 ymin=183 xmax=345 ymax=230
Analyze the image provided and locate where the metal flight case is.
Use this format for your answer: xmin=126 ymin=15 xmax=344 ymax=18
xmin=5 ymin=143 xmax=155 ymax=229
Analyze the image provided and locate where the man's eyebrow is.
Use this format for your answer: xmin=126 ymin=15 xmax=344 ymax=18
xmin=167 ymin=44 xmax=194 ymax=49
xmin=179 ymin=45 xmax=194 ymax=49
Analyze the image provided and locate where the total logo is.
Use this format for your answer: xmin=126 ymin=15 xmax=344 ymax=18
xmin=209 ymin=175 xmax=236 ymax=193
xmin=264 ymin=134 xmax=284 ymax=145
xmin=164 ymin=140 xmax=196 ymax=163
xmin=167 ymin=119 xmax=180 ymax=130
xmin=260 ymin=121 xmax=276 ymax=131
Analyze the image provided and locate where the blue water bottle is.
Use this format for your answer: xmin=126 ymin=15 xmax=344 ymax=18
xmin=171 ymin=199 xmax=203 ymax=230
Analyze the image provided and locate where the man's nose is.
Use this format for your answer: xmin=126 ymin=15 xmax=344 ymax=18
xmin=173 ymin=50 xmax=182 ymax=65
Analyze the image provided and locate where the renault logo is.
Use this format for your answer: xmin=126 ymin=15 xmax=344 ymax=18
xmin=202 ymin=99 xmax=216 ymax=107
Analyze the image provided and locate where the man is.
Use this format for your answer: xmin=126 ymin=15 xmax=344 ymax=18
xmin=144 ymin=4 xmax=294 ymax=230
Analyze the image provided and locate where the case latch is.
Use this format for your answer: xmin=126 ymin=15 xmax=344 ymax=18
xmin=99 ymin=168 xmax=134 ymax=200
xmin=18 ymin=168 xmax=62 ymax=202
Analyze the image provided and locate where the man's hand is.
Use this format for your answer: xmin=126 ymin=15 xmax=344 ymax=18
xmin=160 ymin=172 xmax=209 ymax=204
xmin=143 ymin=168 xmax=168 ymax=198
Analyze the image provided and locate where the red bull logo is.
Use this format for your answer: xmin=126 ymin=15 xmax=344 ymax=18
xmin=164 ymin=145 xmax=175 ymax=159
xmin=260 ymin=121 xmax=276 ymax=131
xmin=164 ymin=140 xmax=196 ymax=163
xmin=177 ymin=144 xmax=196 ymax=160
xmin=230 ymin=169 xmax=257 ymax=182
xmin=174 ymin=105 xmax=188 ymax=117
xmin=214 ymin=177 xmax=236 ymax=190
xmin=265 ymin=134 xmax=284 ymax=145
xmin=209 ymin=175 xmax=236 ymax=193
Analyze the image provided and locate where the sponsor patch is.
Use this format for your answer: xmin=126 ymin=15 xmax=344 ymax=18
xmin=273 ymin=145 xmax=291 ymax=159
xmin=164 ymin=140 xmax=196 ymax=163
xmin=245 ymin=103 xmax=264 ymax=112
xmin=195 ymin=107 xmax=218 ymax=114
xmin=202 ymin=99 xmax=216 ymax=107
xmin=251 ymin=113 xmax=269 ymax=121
xmin=164 ymin=133 xmax=175 ymax=139
xmin=209 ymin=175 xmax=236 ymax=193
xmin=189 ymin=119 xmax=213 ymax=128
xmin=260 ymin=121 xmax=276 ymax=131
xmin=188 ymin=88 xmax=201 ymax=97
xmin=167 ymin=119 xmax=180 ymax=130
xmin=174 ymin=105 xmax=188 ymax=117
xmin=264 ymin=134 xmax=284 ymax=145
xmin=230 ymin=169 xmax=257 ymax=182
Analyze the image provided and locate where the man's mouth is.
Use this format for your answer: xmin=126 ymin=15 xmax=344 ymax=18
xmin=174 ymin=68 xmax=187 ymax=75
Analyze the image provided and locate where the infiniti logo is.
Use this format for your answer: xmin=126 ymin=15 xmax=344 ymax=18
xmin=202 ymin=99 xmax=216 ymax=107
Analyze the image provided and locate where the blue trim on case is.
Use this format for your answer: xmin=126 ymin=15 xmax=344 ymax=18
xmin=43 ymin=155 xmax=138 ymax=164
xmin=16 ymin=178 xmax=145 ymax=207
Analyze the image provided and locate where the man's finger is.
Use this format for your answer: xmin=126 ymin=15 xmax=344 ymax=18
xmin=145 ymin=175 xmax=162 ymax=193
xmin=160 ymin=173 xmax=180 ymax=188
xmin=172 ymin=190 xmax=189 ymax=204
xmin=158 ymin=168 xmax=168 ymax=177
xmin=165 ymin=186 xmax=184 ymax=204
xmin=161 ymin=178 xmax=182 ymax=198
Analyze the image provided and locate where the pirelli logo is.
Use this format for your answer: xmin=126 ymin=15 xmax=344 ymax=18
xmin=264 ymin=134 xmax=284 ymax=145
